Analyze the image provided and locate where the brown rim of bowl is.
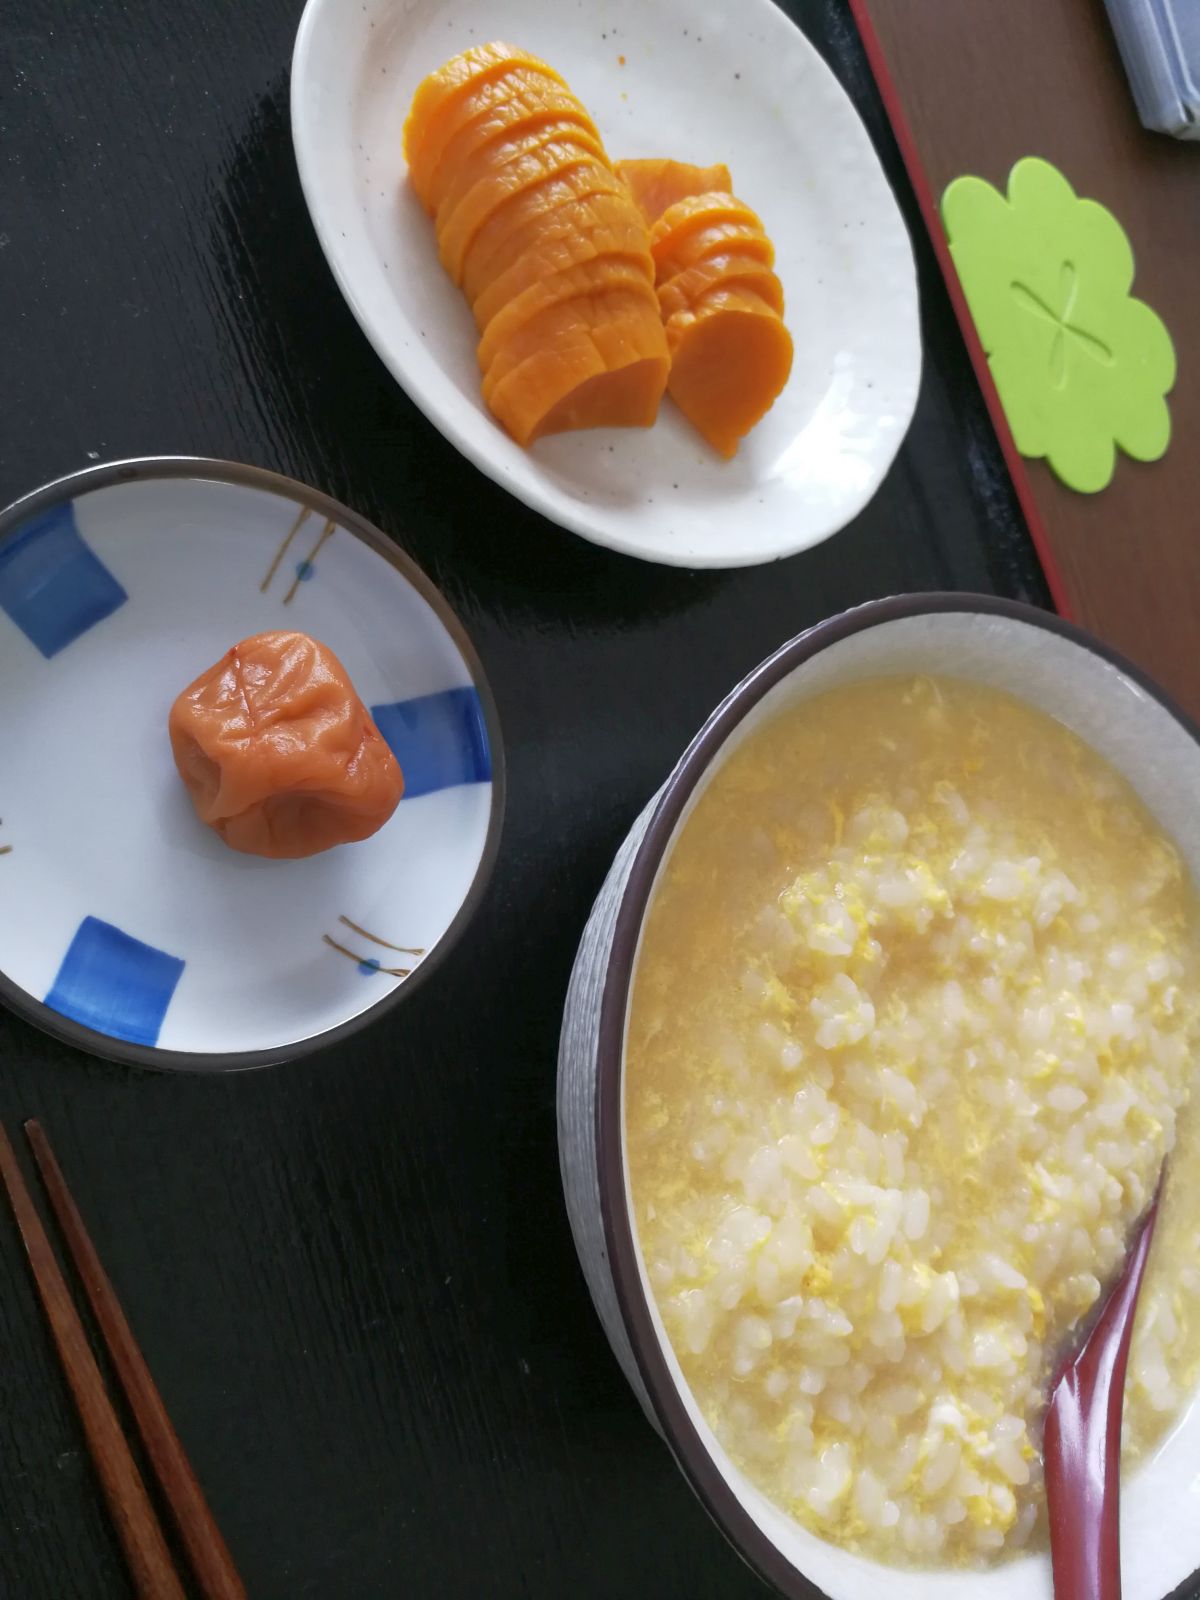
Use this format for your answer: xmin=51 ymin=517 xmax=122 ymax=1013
xmin=594 ymin=592 xmax=1200 ymax=1598
xmin=0 ymin=455 xmax=506 ymax=1075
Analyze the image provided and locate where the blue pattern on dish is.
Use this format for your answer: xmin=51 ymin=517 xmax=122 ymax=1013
xmin=371 ymin=686 xmax=492 ymax=798
xmin=45 ymin=916 xmax=185 ymax=1046
xmin=0 ymin=502 xmax=128 ymax=658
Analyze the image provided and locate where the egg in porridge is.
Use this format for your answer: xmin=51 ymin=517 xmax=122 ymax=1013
xmin=625 ymin=675 xmax=1200 ymax=1564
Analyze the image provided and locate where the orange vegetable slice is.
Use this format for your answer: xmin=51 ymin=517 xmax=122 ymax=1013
xmin=653 ymin=217 xmax=775 ymax=278
xmin=471 ymin=203 xmax=652 ymax=330
xmin=434 ymin=119 xmax=607 ymax=235
xmin=438 ymin=144 xmax=609 ymax=284
xmin=477 ymin=255 xmax=657 ymax=374
xmin=664 ymin=287 xmax=793 ymax=457
xmin=533 ymin=354 xmax=669 ymax=439
xmin=412 ymin=67 xmax=580 ymax=207
xmin=460 ymin=165 xmax=625 ymax=303
xmin=482 ymin=284 xmax=662 ymax=396
xmin=424 ymin=91 xmax=603 ymax=215
xmin=403 ymin=43 xmax=563 ymax=181
xmin=407 ymin=46 xmax=672 ymax=449
xmin=466 ymin=188 xmax=642 ymax=311
xmin=486 ymin=296 xmax=669 ymax=445
xmin=648 ymin=192 xmax=762 ymax=275
xmin=492 ymin=348 xmax=669 ymax=445
xmin=615 ymin=159 xmax=733 ymax=226
xmin=657 ymin=252 xmax=785 ymax=319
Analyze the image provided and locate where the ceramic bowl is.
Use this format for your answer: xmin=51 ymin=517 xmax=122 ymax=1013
xmin=0 ymin=457 xmax=504 ymax=1070
xmin=290 ymin=0 xmax=920 ymax=567
xmin=557 ymin=594 xmax=1200 ymax=1599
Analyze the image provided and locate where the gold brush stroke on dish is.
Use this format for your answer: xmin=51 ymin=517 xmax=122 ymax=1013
xmin=338 ymin=915 xmax=425 ymax=956
xmin=322 ymin=933 xmax=413 ymax=978
xmin=282 ymin=518 xmax=336 ymax=606
xmin=260 ymin=505 xmax=311 ymax=593
xmin=260 ymin=507 xmax=337 ymax=602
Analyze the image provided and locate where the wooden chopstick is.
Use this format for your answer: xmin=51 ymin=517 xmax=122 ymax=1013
xmin=23 ymin=1120 xmax=247 ymax=1600
xmin=0 ymin=1120 xmax=187 ymax=1600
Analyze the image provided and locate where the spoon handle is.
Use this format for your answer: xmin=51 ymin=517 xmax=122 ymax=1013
xmin=1043 ymin=1188 xmax=1161 ymax=1600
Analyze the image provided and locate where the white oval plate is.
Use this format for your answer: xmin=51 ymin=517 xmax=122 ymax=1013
xmin=290 ymin=0 xmax=921 ymax=568
xmin=0 ymin=459 xmax=504 ymax=1070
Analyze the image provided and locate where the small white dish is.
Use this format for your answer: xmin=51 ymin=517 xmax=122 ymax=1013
xmin=0 ymin=458 xmax=504 ymax=1070
xmin=558 ymin=595 xmax=1200 ymax=1599
xmin=290 ymin=0 xmax=921 ymax=568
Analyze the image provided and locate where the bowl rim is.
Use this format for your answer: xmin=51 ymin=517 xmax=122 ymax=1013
xmin=0 ymin=453 xmax=507 ymax=1075
xmin=592 ymin=591 xmax=1200 ymax=1597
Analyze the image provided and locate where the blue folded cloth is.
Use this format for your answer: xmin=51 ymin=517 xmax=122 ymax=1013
xmin=1104 ymin=0 xmax=1200 ymax=140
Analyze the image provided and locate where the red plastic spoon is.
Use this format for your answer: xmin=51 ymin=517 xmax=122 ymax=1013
xmin=1044 ymin=1180 xmax=1163 ymax=1600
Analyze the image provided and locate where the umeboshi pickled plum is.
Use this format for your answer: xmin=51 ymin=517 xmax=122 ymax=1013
xmin=169 ymin=631 xmax=404 ymax=859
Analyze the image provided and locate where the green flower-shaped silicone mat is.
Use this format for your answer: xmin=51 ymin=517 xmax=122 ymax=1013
xmin=941 ymin=157 xmax=1176 ymax=494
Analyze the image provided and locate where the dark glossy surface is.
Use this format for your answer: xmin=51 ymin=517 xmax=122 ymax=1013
xmin=0 ymin=3 xmax=1046 ymax=1597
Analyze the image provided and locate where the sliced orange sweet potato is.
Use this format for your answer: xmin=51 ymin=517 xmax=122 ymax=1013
xmin=703 ymin=284 xmax=780 ymax=316
xmin=627 ymin=178 xmax=790 ymax=453
xmin=535 ymin=356 xmax=667 ymax=436
xmin=615 ymin=159 xmax=733 ymax=226
xmin=403 ymin=43 xmax=563 ymax=181
xmin=486 ymin=295 xmax=669 ymax=444
xmin=424 ymin=91 xmax=603 ymax=215
xmin=408 ymin=46 xmax=667 ymax=447
xmin=471 ymin=205 xmax=652 ymax=330
xmin=477 ymin=255 xmax=656 ymax=373
xmin=438 ymin=145 xmax=610 ymax=284
xmin=664 ymin=286 xmax=793 ymax=457
xmin=465 ymin=187 xmax=642 ymax=310
xmin=434 ymin=119 xmax=607 ymax=234
xmin=648 ymin=192 xmax=762 ymax=276
xmin=460 ymin=166 xmax=625 ymax=303
xmin=412 ymin=68 xmax=581 ymax=207
xmin=482 ymin=283 xmax=662 ymax=397
xmin=654 ymin=217 xmax=775 ymax=278
xmin=658 ymin=251 xmax=785 ymax=319
xmin=492 ymin=344 xmax=669 ymax=445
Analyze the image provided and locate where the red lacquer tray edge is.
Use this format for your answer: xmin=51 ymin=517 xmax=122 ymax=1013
xmin=848 ymin=0 xmax=1075 ymax=621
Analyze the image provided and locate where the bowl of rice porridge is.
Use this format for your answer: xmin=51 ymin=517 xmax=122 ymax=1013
xmin=557 ymin=594 xmax=1200 ymax=1599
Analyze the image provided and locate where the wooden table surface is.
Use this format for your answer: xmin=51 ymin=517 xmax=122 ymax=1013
xmin=1 ymin=2 xmax=1050 ymax=1596
xmin=856 ymin=0 xmax=1200 ymax=722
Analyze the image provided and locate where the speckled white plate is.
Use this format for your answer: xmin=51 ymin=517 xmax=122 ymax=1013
xmin=290 ymin=0 xmax=921 ymax=567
